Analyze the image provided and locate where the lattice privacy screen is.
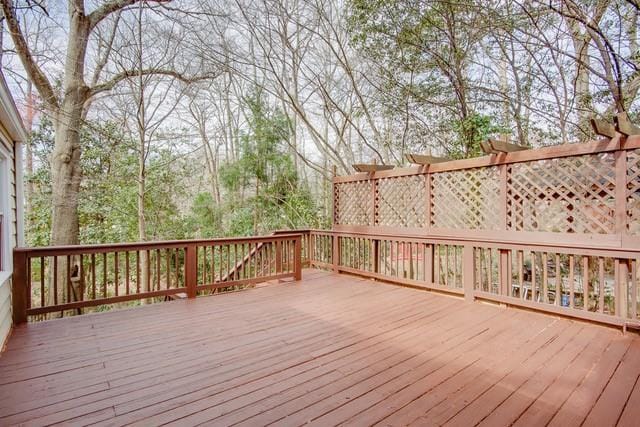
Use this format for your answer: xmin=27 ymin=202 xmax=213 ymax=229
xmin=627 ymin=149 xmax=640 ymax=235
xmin=334 ymin=147 xmax=640 ymax=236
xmin=334 ymin=180 xmax=373 ymax=226
xmin=431 ymin=167 xmax=501 ymax=230
xmin=376 ymin=175 xmax=426 ymax=228
xmin=507 ymin=153 xmax=616 ymax=234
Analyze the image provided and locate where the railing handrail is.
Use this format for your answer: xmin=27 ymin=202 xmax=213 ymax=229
xmin=305 ymin=229 xmax=640 ymax=330
xmin=13 ymin=233 xmax=304 ymax=257
xmin=313 ymin=229 xmax=640 ymax=259
xmin=12 ymin=232 xmax=305 ymax=323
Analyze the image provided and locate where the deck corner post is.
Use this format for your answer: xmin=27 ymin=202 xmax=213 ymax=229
xmin=275 ymin=240 xmax=283 ymax=274
xmin=373 ymin=239 xmax=380 ymax=273
xmin=12 ymin=250 xmax=28 ymax=324
xmin=462 ymin=245 xmax=475 ymax=302
xmin=185 ymin=245 xmax=197 ymax=299
xmin=294 ymin=236 xmax=302 ymax=281
xmin=616 ymin=258 xmax=629 ymax=319
xmin=332 ymin=233 xmax=340 ymax=273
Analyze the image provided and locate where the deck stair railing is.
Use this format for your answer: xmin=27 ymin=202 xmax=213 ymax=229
xmin=220 ymin=230 xmax=311 ymax=283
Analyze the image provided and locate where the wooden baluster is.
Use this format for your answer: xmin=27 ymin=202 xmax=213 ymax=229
xmin=615 ymin=259 xmax=628 ymax=318
xmin=211 ymin=245 xmax=216 ymax=282
xmin=114 ymin=252 xmax=119 ymax=296
xmin=254 ymin=242 xmax=259 ymax=276
xmin=517 ymin=251 xmax=524 ymax=299
xmin=531 ymin=252 xmax=536 ymax=301
xmin=53 ymin=256 xmax=58 ymax=305
xmin=633 ymin=259 xmax=638 ymax=320
xmin=199 ymin=246 xmax=205 ymax=286
xmin=146 ymin=250 xmax=151 ymax=293
xmin=599 ymin=257 xmax=605 ymax=313
xmin=445 ymin=245 xmax=450 ymax=288
xmin=173 ymin=248 xmax=179 ymax=288
xmin=555 ymin=254 xmax=561 ymax=306
xmin=583 ymin=256 xmax=590 ymax=311
xmin=153 ymin=250 xmax=159 ymax=291
xmin=569 ymin=255 xmax=575 ymax=308
xmin=434 ymin=245 xmax=440 ymax=286
xmin=136 ymin=250 xmax=141 ymax=294
xmin=477 ymin=249 xmax=483 ymax=291
xmin=78 ymin=254 xmax=84 ymax=302
xmin=66 ymin=255 xmax=71 ymax=304
xmin=487 ymin=249 xmax=493 ymax=292
xmin=165 ymin=249 xmax=171 ymax=289
xmin=217 ymin=245 xmax=222 ymax=282
xmin=125 ymin=252 xmax=130 ymax=295
xmin=395 ymin=241 xmax=400 ymax=278
xmin=542 ymin=252 xmax=548 ymax=303
xmin=40 ymin=257 xmax=45 ymax=308
xmin=103 ymin=253 xmax=107 ymax=298
xmin=89 ymin=254 xmax=96 ymax=300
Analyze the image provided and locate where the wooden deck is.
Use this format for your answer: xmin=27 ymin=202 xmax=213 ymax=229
xmin=1 ymin=269 xmax=639 ymax=427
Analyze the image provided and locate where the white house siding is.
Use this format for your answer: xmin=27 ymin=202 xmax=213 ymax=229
xmin=0 ymin=117 xmax=18 ymax=350
xmin=0 ymin=275 xmax=10 ymax=350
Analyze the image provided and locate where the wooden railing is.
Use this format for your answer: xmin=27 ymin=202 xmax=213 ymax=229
xmin=13 ymin=227 xmax=640 ymax=329
xmin=12 ymin=233 xmax=303 ymax=323
xmin=306 ymin=229 xmax=640 ymax=329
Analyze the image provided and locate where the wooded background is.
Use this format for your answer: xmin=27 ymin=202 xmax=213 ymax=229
xmin=0 ymin=0 xmax=637 ymax=247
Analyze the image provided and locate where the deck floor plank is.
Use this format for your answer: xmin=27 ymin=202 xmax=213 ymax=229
xmin=0 ymin=269 xmax=638 ymax=427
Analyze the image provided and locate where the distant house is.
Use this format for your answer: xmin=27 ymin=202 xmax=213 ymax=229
xmin=0 ymin=72 xmax=26 ymax=349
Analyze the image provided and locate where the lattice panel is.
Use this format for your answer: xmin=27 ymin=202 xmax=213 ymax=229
xmin=335 ymin=180 xmax=373 ymax=225
xmin=507 ymin=153 xmax=616 ymax=234
xmin=376 ymin=175 xmax=426 ymax=228
xmin=627 ymin=149 xmax=640 ymax=235
xmin=431 ymin=167 xmax=501 ymax=230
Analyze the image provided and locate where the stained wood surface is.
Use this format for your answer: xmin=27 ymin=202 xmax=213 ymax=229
xmin=0 ymin=269 xmax=638 ymax=426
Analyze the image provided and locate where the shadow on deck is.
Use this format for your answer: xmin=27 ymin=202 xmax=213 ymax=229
xmin=0 ymin=269 xmax=639 ymax=426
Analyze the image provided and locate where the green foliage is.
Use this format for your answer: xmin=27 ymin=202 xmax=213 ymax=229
xmin=347 ymin=0 xmax=505 ymax=157
xmin=27 ymin=118 xmax=190 ymax=245
xmin=217 ymin=92 xmax=320 ymax=235
xmin=450 ymin=114 xmax=509 ymax=159
xmin=26 ymin=93 xmax=324 ymax=247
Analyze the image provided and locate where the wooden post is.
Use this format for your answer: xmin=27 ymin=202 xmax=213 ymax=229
xmin=309 ymin=232 xmax=315 ymax=267
xmin=462 ymin=245 xmax=475 ymax=302
xmin=425 ymin=244 xmax=434 ymax=285
xmin=616 ymin=259 xmax=629 ymax=319
xmin=12 ymin=250 xmax=28 ymax=324
xmin=500 ymin=164 xmax=508 ymax=230
xmin=275 ymin=240 xmax=282 ymax=274
xmin=185 ymin=245 xmax=197 ymax=299
xmin=425 ymin=173 xmax=432 ymax=232
xmin=373 ymin=239 xmax=380 ymax=273
xmin=294 ymin=237 xmax=302 ymax=281
xmin=615 ymin=149 xmax=627 ymax=235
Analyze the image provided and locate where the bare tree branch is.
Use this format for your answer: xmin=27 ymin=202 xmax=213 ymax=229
xmin=0 ymin=0 xmax=58 ymax=108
